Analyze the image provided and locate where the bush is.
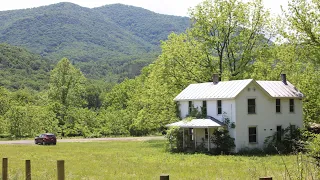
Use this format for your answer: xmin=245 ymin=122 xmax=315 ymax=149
xmin=264 ymin=125 xmax=304 ymax=154
xmin=306 ymin=134 xmax=320 ymax=166
xmin=165 ymin=126 xmax=183 ymax=152
xmin=210 ymin=127 xmax=235 ymax=154
xmin=237 ymin=147 xmax=265 ymax=156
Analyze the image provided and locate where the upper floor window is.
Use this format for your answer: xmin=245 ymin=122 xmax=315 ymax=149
xmin=202 ymin=101 xmax=207 ymax=116
xmin=248 ymin=126 xmax=257 ymax=143
xmin=248 ymin=99 xmax=256 ymax=114
xmin=276 ymin=99 xmax=281 ymax=113
xmin=289 ymin=99 xmax=294 ymax=113
xmin=188 ymin=101 xmax=192 ymax=114
xmin=217 ymin=100 xmax=222 ymax=114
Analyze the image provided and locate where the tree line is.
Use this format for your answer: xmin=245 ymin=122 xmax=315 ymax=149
xmin=0 ymin=0 xmax=319 ymax=138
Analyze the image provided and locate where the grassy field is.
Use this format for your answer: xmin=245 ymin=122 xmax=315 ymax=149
xmin=0 ymin=140 xmax=318 ymax=180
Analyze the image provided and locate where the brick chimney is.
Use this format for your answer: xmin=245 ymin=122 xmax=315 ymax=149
xmin=212 ymin=74 xmax=220 ymax=84
xmin=281 ymin=74 xmax=287 ymax=85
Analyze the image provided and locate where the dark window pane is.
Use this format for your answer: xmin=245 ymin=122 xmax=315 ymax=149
xmin=217 ymin=100 xmax=222 ymax=114
xmin=289 ymin=99 xmax=294 ymax=112
xmin=276 ymin=99 xmax=281 ymax=113
xmin=276 ymin=126 xmax=282 ymax=141
xmin=248 ymin=99 xmax=256 ymax=114
xmin=249 ymin=127 xmax=257 ymax=143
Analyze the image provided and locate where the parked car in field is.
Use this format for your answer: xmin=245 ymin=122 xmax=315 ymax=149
xmin=34 ymin=133 xmax=57 ymax=145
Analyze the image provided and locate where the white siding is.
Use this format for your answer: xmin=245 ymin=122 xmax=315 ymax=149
xmin=235 ymin=82 xmax=303 ymax=152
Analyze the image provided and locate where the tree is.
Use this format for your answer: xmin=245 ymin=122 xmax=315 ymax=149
xmin=49 ymin=58 xmax=86 ymax=108
xmin=48 ymin=58 xmax=87 ymax=131
xmin=282 ymin=0 xmax=320 ymax=64
xmin=189 ymin=0 xmax=272 ymax=79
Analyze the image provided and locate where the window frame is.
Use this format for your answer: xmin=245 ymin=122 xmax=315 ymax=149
xmin=248 ymin=126 xmax=257 ymax=143
xmin=188 ymin=101 xmax=192 ymax=114
xmin=217 ymin=100 xmax=222 ymax=115
xmin=247 ymin=98 xmax=256 ymax=114
xmin=276 ymin=99 xmax=281 ymax=113
xmin=202 ymin=101 xmax=207 ymax=116
xmin=276 ymin=125 xmax=282 ymax=141
xmin=204 ymin=128 xmax=208 ymax=140
xmin=289 ymin=99 xmax=295 ymax=113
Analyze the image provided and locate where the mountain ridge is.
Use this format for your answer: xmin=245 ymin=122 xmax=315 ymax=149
xmin=0 ymin=2 xmax=190 ymax=81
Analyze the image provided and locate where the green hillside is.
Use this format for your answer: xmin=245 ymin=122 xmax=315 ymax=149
xmin=94 ymin=4 xmax=190 ymax=45
xmin=0 ymin=43 xmax=51 ymax=90
xmin=0 ymin=2 xmax=189 ymax=80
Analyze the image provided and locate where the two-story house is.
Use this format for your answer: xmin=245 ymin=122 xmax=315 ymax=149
xmin=167 ymin=74 xmax=304 ymax=152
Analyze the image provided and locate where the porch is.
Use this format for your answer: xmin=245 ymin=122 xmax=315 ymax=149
xmin=166 ymin=117 xmax=225 ymax=151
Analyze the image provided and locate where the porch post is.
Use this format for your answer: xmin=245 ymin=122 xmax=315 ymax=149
xmin=182 ymin=128 xmax=185 ymax=150
xmin=194 ymin=128 xmax=196 ymax=151
xmin=207 ymin=127 xmax=210 ymax=151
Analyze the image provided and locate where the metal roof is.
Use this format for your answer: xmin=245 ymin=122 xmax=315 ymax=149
xmin=174 ymin=79 xmax=253 ymax=101
xmin=166 ymin=117 xmax=225 ymax=128
xmin=256 ymin=81 xmax=304 ymax=98
xmin=174 ymin=79 xmax=303 ymax=101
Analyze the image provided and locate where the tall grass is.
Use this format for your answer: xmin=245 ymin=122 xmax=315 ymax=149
xmin=0 ymin=140 xmax=318 ymax=179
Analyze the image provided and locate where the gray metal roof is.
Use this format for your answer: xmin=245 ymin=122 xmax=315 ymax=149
xmin=174 ymin=79 xmax=303 ymax=101
xmin=166 ymin=118 xmax=224 ymax=128
xmin=174 ymin=79 xmax=253 ymax=101
xmin=256 ymin=81 xmax=304 ymax=98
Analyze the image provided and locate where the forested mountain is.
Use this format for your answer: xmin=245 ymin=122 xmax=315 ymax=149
xmin=94 ymin=4 xmax=190 ymax=45
xmin=0 ymin=2 xmax=189 ymax=80
xmin=0 ymin=43 xmax=51 ymax=90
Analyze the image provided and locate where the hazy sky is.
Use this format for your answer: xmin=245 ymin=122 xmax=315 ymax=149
xmin=0 ymin=0 xmax=288 ymax=17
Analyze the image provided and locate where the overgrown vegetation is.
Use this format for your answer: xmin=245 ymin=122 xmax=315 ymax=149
xmin=0 ymin=141 xmax=319 ymax=179
xmin=264 ymin=125 xmax=304 ymax=154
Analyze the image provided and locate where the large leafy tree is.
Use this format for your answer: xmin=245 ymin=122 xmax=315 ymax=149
xmin=189 ymin=0 xmax=272 ymax=79
xmin=49 ymin=58 xmax=86 ymax=108
xmin=48 ymin=58 xmax=87 ymax=131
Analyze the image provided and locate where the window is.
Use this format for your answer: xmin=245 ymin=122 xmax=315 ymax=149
xmin=217 ymin=100 xmax=222 ymax=114
xmin=188 ymin=101 xmax=192 ymax=114
xmin=289 ymin=99 xmax=294 ymax=112
xmin=290 ymin=124 xmax=296 ymax=138
xmin=276 ymin=99 xmax=281 ymax=113
xmin=248 ymin=99 xmax=256 ymax=114
xmin=248 ymin=127 xmax=257 ymax=143
xmin=276 ymin=125 xmax=282 ymax=141
xmin=202 ymin=101 xmax=207 ymax=116
xmin=189 ymin=128 xmax=194 ymax=141
xmin=205 ymin=129 xmax=208 ymax=139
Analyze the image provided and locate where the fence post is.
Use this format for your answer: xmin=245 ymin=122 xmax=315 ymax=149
xmin=160 ymin=174 xmax=169 ymax=180
xmin=26 ymin=160 xmax=31 ymax=180
xmin=259 ymin=177 xmax=272 ymax=180
xmin=2 ymin=158 xmax=8 ymax=180
xmin=57 ymin=160 xmax=65 ymax=180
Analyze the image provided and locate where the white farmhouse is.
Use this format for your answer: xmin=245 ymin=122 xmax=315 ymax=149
xmin=167 ymin=74 xmax=304 ymax=152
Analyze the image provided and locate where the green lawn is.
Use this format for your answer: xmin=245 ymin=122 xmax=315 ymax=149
xmin=0 ymin=140 xmax=318 ymax=180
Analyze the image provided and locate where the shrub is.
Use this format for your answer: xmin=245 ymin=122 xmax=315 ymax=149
xmin=306 ymin=134 xmax=320 ymax=166
xmin=165 ymin=126 xmax=183 ymax=152
xmin=264 ymin=125 xmax=304 ymax=154
xmin=210 ymin=127 xmax=235 ymax=154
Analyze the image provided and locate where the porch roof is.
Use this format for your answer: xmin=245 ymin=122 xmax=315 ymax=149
xmin=166 ymin=117 xmax=225 ymax=128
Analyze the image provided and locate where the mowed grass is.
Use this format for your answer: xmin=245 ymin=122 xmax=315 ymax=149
xmin=0 ymin=140 xmax=318 ymax=180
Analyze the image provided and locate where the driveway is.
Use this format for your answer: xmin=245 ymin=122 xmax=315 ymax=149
xmin=0 ymin=136 xmax=165 ymax=145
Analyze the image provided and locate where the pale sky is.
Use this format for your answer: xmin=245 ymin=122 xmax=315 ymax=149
xmin=0 ymin=0 xmax=288 ymax=17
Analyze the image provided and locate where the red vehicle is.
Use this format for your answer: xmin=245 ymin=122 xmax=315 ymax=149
xmin=34 ymin=133 xmax=57 ymax=145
